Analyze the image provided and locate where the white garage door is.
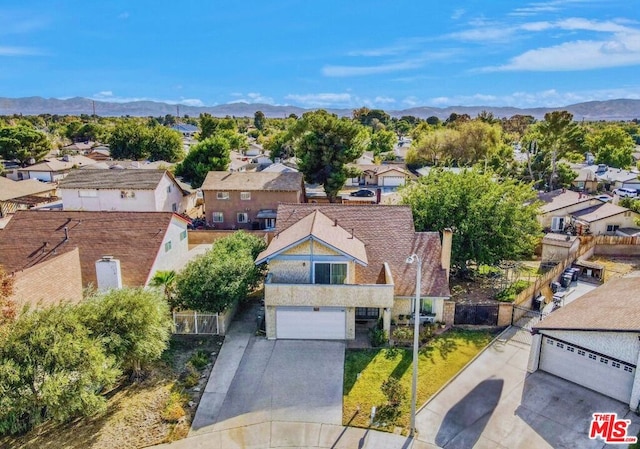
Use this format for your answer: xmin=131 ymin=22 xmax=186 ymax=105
xmin=380 ymin=176 xmax=405 ymax=187
xmin=540 ymin=336 xmax=635 ymax=403
xmin=276 ymin=307 xmax=346 ymax=340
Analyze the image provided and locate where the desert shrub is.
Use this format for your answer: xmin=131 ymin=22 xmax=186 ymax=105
xmin=181 ymin=364 xmax=200 ymax=388
xmin=161 ymin=391 xmax=186 ymax=423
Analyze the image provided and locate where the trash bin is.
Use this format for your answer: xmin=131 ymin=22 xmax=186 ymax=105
xmin=560 ymin=273 xmax=572 ymax=288
xmin=551 ymin=281 xmax=561 ymax=293
xmin=570 ymin=268 xmax=580 ymax=281
xmin=533 ymin=295 xmax=543 ymax=311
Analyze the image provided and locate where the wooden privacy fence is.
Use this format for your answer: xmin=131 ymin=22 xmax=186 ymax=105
xmin=513 ymin=236 xmax=598 ymax=307
xmin=173 ymin=311 xmax=219 ymax=335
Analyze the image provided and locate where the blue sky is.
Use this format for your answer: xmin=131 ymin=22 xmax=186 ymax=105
xmin=1 ymin=0 xmax=639 ymax=109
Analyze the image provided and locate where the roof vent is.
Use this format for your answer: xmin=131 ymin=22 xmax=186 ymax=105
xmin=334 ymin=218 xmax=338 ymax=227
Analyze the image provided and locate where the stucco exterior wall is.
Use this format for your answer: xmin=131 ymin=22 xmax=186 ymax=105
xmin=154 ymin=174 xmax=189 ymax=213
xmin=388 ymin=296 xmax=445 ymax=322
xmin=587 ymin=213 xmax=639 ymax=235
xmin=264 ymin=283 xmax=394 ymax=308
xmin=539 ymin=200 xmax=601 ymax=228
xmin=268 ymin=259 xmax=310 ymax=283
xmin=61 ymin=188 xmax=157 ymax=211
xmin=146 ymin=217 xmax=189 ymax=284
xmin=540 ymin=329 xmax=640 ymax=365
xmin=203 ymin=189 xmax=302 ymax=229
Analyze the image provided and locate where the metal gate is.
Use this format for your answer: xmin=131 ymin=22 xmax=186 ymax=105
xmin=511 ymin=305 xmax=544 ymax=330
xmin=454 ymin=304 xmax=499 ymax=325
xmin=173 ymin=311 xmax=219 ymax=335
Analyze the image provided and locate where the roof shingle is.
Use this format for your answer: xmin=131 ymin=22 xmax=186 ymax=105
xmin=201 ymin=171 xmax=304 ymax=192
xmin=58 ymin=169 xmax=168 ymax=190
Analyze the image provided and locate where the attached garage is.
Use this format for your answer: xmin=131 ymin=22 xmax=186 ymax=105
xmin=379 ymin=175 xmax=405 ymax=187
xmin=539 ymin=336 xmax=635 ymax=403
xmin=276 ymin=306 xmax=346 ymax=340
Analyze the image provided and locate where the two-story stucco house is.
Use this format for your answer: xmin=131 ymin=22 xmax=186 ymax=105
xmin=254 ymin=204 xmax=451 ymax=340
xmin=528 ymin=276 xmax=640 ymax=409
xmin=58 ymin=169 xmax=196 ymax=214
xmin=0 ymin=209 xmax=189 ymax=288
xmin=201 ymin=171 xmax=305 ymax=230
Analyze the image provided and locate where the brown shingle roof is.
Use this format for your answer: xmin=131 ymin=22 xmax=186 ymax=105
xmin=256 ymin=210 xmax=368 ymax=265
xmin=534 ymin=276 xmax=640 ymax=332
xmin=201 ymin=171 xmax=304 ymax=192
xmin=0 ymin=210 xmax=180 ymax=287
xmin=17 ymin=155 xmax=97 ymax=172
xmin=58 ymin=169 xmax=168 ymax=190
xmin=572 ymin=202 xmax=636 ymax=223
xmin=274 ymin=204 xmax=450 ymax=297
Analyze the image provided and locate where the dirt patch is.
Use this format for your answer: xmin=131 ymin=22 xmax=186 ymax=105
xmin=588 ymin=256 xmax=640 ymax=281
xmin=1 ymin=334 xmax=224 ymax=449
xmin=450 ymin=277 xmax=501 ymax=304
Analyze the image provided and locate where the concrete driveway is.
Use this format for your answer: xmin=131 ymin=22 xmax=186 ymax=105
xmin=415 ymin=327 xmax=640 ymax=449
xmin=191 ymin=317 xmax=345 ymax=436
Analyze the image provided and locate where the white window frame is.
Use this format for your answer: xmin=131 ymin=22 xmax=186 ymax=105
xmin=237 ymin=212 xmax=249 ymax=224
xmin=212 ymin=212 xmax=224 ymax=223
xmin=240 ymin=191 xmax=251 ymax=200
xmin=172 ymin=203 xmax=177 ymax=212
xmin=312 ymin=261 xmax=348 ymax=285
xmin=217 ymin=192 xmax=229 ymax=200
xmin=180 ymin=230 xmax=187 ymax=241
xmin=265 ymin=218 xmax=276 ymax=229
xmin=167 ymin=185 xmax=172 ymax=193
xmin=120 ymin=190 xmax=136 ymax=199
xmin=551 ymin=216 xmax=565 ymax=231
xmin=164 ymin=241 xmax=172 ymax=252
xmin=607 ymin=224 xmax=620 ymax=232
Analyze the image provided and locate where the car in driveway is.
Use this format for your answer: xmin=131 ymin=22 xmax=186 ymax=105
xmin=613 ymin=187 xmax=638 ymax=198
xmin=350 ymin=189 xmax=375 ymax=197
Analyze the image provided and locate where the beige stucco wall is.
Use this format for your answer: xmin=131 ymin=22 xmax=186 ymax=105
xmin=586 ymin=213 xmax=639 ymax=235
xmin=282 ymin=240 xmax=339 ymax=256
xmin=539 ymin=200 xmax=602 ymax=228
xmin=265 ymin=283 xmax=394 ymax=308
xmin=391 ymin=296 xmax=445 ymax=322
xmin=540 ymin=329 xmax=640 ymax=365
xmin=541 ymin=241 xmax=579 ymax=262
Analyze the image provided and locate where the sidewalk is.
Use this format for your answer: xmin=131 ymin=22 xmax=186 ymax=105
xmin=189 ymin=304 xmax=256 ymax=436
xmin=155 ymin=421 xmax=437 ymax=449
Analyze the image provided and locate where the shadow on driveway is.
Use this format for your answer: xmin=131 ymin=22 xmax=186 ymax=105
xmin=514 ymin=371 xmax=640 ymax=449
xmin=435 ymin=378 xmax=503 ymax=449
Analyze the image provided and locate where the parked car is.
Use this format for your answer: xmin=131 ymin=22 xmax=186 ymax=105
xmin=594 ymin=194 xmax=612 ymax=202
xmin=612 ymin=188 xmax=638 ymax=198
xmin=350 ymin=189 xmax=375 ymax=197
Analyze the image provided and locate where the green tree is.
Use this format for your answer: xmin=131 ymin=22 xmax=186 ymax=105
xmin=254 ymin=110 xmax=266 ymax=131
xmin=400 ymin=169 xmax=541 ymax=275
xmin=0 ymin=305 xmax=119 ymax=434
xmin=370 ymin=129 xmax=397 ymax=157
xmin=174 ymin=135 xmax=232 ymax=188
xmin=0 ymin=125 xmax=51 ymax=166
xmin=293 ymin=110 xmax=368 ymax=202
xmin=588 ymin=125 xmax=635 ymax=168
xmin=535 ymin=111 xmax=580 ymax=191
xmin=108 ymin=121 xmax=151 ymax=160
xmin=198 ymin=113 xmax=218 ymax=140
xmin=80 ymin=288 xmax=171 ymax=376
xmin=147 ymin=126 xmax=184 ymax=162
xmin=174 ymin=232 xmax=267 ymax=313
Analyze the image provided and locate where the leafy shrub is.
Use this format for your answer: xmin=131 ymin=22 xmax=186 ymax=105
xmin=496 ymin=280 xmax=531 ymax=302
xmin=369 ymin=327 xmax=388 ymax=347
xmin=381 ymin=377 xmax=406 ymax=407
xmin=181 ymin=364 xmax=200 ymax=388
xmin=392 ymin=326 xmax=413 ymax=342
xmin=189 ymin=350 xmax=210 ymax=370
xmin=420 ymin=324 xmax=434 ymax=343
xmin=161 ymin=391 xmax=186 ymax=423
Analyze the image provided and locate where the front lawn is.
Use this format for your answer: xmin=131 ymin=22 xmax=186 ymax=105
xmin=343 ymin=329 xmax=493 ymax=432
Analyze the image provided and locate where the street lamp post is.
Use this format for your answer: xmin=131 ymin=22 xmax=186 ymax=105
xmin=406 ymin=253 xmax=422 ymax=437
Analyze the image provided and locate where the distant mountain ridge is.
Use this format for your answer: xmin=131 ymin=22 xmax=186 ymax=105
xmin=0 ymin=96 xmax=639 ymax=121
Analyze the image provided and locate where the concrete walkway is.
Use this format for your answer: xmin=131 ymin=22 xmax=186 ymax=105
xmin=190 ymin=318 xmax=253 ymax=436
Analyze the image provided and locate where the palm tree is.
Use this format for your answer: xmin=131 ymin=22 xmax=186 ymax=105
xmin=150 ymin=270 xmax=177 ymax=307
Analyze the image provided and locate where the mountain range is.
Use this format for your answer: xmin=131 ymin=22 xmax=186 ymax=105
xmin=1 ymin=96 xmax=639 ymax=121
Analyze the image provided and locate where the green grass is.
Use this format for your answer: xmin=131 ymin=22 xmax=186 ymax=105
xmin=343 ymin=329 xmax=493 ymax=432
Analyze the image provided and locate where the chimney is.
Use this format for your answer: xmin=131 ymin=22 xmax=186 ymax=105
xmin=441 ymin=228 xmax=453 ymax=280
xmin=95 ymin=256 xmax=123 ymax=291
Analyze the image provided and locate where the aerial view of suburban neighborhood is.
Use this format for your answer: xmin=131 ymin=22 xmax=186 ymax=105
xmin=2 ymin=2 xmax=640 ymax=449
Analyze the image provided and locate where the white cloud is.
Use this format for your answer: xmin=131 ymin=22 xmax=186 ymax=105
xmin=374 ymin=96 xmax=396 ymax=104
xmin=0 ymin=46 xmax=40 ymax=56
xmin=402 ymin=96 xmax=420 ymax=107
xmin=509 ymin=0 xmax=594 ymax=17
xmin=322 ymin=60 xmax=425 ymax=77
xmin=228 ymin=92 xmax=274 ymax=104
xmin=284 ymin=93 xmax=352 ymax=107
xmin=90 ymin=91 xmax=206 ymax=106
xmin=347 ymin=45 xmax=409 ymax=57
xmin=451 ymin=9 xmax=465 ymax=20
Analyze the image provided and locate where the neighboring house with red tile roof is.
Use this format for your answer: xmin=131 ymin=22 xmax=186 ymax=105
xmin=0 ymin=210 xmax=189 ymax=288
xmin=201 ymin=171 xmax=305 ymax=231
xmin=529 ymin=275 xmax=640 ymax=408
xmin=58 ymin=169 xmax=196 ymax=214
xmin=0 ymin=177 xmax=58 ymax=218
xmin=537 ymin=189 xmax=640 ymax=235
xmin=254 ymin=204 xmax=451 ymax=340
